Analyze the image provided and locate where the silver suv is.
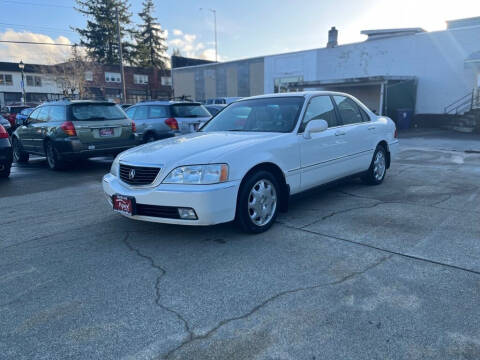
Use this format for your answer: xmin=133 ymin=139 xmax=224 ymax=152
xmin=125 ymin=101 xmax=212 ymax=143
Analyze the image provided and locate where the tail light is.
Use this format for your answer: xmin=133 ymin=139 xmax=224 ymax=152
xmin=165 ymin=118 xmax=179 ymax=131
xmin=0 ymin=125 xmax=8 ymax=139
xmin=60 ymin=121 xmax=77 ymax=136
xmin=131 ymin=121 xmax=136 ymax=133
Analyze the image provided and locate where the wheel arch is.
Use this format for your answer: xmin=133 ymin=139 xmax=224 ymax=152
xmin=376 ymin=140 xmax=391 ymax=169
xmin=237 ymin=162 xmax=290 ymax=213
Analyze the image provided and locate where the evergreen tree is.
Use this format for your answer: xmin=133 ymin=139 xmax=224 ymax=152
xmin=135 ymin=0 xmax=168 ymax=69
xmin=74 ymin=0 xmax=135 ymax=65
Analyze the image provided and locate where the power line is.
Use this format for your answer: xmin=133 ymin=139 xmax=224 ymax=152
xmin=0 ymin=22 xmax=77 ymax=34
xmin=2 ymin=0 xmax=73 ymax=9
xmin=0 ymin=40 xmax=77 ymax=46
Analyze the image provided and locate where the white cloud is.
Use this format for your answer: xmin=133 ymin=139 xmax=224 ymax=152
xmin=0 ymin=29 xmax=73 ymax=64
xmin=168 ymin=30 xmax=222 ymax=61
xmin=172 ymin=29 xmax=183 ymax=36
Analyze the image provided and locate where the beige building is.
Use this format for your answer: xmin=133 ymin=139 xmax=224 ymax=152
xmin=172 ymin=57 xmax=264 ymax=102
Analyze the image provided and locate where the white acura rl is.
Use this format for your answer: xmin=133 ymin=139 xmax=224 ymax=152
xmin=103 ymin=92 xmax=398 ymax=233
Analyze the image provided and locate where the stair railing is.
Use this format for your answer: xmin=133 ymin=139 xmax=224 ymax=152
xmin=444 ymin=90 xmax=475 ymax=115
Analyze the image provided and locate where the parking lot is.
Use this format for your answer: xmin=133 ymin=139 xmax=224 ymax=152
xmin=1 ymin=130 xmax=480 ymax=360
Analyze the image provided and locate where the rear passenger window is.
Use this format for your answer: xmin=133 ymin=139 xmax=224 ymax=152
xmin=333 ymin=96 xmax=364 ymax=125
xmin=49 ymin=106 xmax=66 ymax=122
xmin=36 ymin=107 xmax=49 ymax=123
xmin=300 ymin=96 xmax=338 ymax=131
xmin=132 ymin=106 xmax=148 ymax=120
xmin=149 ymin=106 xmax=168 ymax=118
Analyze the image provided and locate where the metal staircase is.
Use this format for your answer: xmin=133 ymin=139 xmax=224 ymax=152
xmin=444 ymin=89 xmax=480 ymax=133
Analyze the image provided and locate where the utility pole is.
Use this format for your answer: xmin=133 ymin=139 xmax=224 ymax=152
xmin=116 ymin=8 xmax=127 ymax=103
xmin=200 ymin=8 xmax=218 ymax=62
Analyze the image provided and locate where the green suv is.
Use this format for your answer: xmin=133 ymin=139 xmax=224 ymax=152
xmin=12 ymin=100 xmax=139 ymax=170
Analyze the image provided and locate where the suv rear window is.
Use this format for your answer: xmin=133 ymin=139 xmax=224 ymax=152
xmin=171 ymin=104 xmax=210 ymax=118
xmin=71 ymin=103 xmax=125 ymax=121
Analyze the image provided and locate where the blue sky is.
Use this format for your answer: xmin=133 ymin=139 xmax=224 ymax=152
xmin=0 ymin=0 xmax=478 ymax=64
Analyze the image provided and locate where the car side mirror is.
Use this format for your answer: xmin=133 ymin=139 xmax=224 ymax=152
xmin=303 ymin=119 xmax=328 ymax=139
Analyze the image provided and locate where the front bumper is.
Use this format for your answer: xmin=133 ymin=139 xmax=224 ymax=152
xmin=102 ymin=173 xmax=240 ymax=226
xmin=0 ymin=139 xmax=13 ymax=166
xmin=388 ymin=140 xmax=399 ymax=159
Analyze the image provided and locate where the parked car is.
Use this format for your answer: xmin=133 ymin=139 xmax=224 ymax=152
xmin=0 ymin=114 xmax=12 ymax=135
xmin=1 ymin=104 xmax=36 ymax=127
xmin=103 ymin=91 xmax=398 ymax=233
xmin=205 ymin=97 xmax=242 ymax=105
xmin=125 ymin=101 xmax=212 ymax=143
xmin=12 ymin=100 xmax=138 ymax=170
xmin=15 ymin=107 xmax=35 ymax=128
xmin=0 ymin=125 xmax=13 ymax=178
xmin=205 ymin=104 xmax=226 ymax=116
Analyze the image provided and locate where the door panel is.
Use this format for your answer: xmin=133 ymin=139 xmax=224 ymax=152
xmin=299 ymin=95 xmax=349 ymax=190
xmin=30 ymin=107 xmax=49 ymax=153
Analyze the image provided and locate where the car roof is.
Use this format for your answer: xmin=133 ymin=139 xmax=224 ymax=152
xmin=242 ymin=91 xmax=354 ymax=101
xmin=131 ymin=101 xmax=202 ymax=106
xmin=39 ymin=100 xmax=117 ymax=106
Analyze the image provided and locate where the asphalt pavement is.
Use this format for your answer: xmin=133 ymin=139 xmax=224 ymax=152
xmin=1 ymin=130 xmax=480 ymax=360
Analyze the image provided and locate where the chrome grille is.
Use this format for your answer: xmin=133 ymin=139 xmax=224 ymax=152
xmin=119 ymin=164 xmax=160 ymax=186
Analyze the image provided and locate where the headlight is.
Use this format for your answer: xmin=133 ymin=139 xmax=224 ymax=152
xmin=110 ymin=156 xmax=120 ymax=176
xmin=163 ymin=164 xmax=229 ymax=184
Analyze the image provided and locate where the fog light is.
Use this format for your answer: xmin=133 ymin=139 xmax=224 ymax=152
xmin=178 ymin=208 xmax=197 ymax=220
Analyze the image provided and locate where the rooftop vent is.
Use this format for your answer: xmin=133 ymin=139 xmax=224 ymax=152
xmin=361 ymin=28 xmax=425 ymax=41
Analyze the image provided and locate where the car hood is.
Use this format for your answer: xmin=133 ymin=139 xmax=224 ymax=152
xmin=118 ymin=131 xmax=285 ymax=169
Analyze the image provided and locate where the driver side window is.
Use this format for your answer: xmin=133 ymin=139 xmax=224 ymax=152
xmin=300 ymin=96 xmax=338 ymax=132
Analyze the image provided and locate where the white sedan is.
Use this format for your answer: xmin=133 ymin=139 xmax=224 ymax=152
xmin=103 ymin=91 xmax=398 ymax=233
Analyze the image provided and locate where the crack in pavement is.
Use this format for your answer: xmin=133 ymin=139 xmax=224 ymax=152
xmin=161 ymin=255 xmax=392 ymax=359
xmin=278 ymin=222 xmax=480 ymax=276
xmin=122 ymin=232 xmax=194 ymax=343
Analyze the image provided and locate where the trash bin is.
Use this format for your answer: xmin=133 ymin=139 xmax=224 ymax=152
xmin=396 ymin=109 xmax=413 ymax=130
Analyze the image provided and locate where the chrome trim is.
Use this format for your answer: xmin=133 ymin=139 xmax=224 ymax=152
xmin=118 ymin=162 xmax=163 ymax=189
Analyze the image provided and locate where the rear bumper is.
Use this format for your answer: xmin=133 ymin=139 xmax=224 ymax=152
xmin=53 ymin=135 xmax=140 ymax=158
xmin=102 ymin=173 xmax=240 ymax=226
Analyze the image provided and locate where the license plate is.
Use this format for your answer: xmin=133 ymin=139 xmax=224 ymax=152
xmin=112 ymin=195 xmax=135 ymax=216
xmin=99 ymin=128 xmax=114 ymax=137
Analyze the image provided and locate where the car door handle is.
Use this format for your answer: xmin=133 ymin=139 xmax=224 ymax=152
xmin=368 ymin=126 xmax=376 ymax=130
xmin=335 ymin=131 xmax=346 ymax=136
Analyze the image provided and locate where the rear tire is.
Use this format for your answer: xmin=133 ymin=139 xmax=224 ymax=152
xmin=0 ymin=164 xmax=11 ymax=178
xmin=362 ymin=145 xmax=387 ymax=185
xmin=12 ymin=137 xmax=29 ymax=163
xmin=45 ymin=140 xmax=65 ymax=170
xmin=236 ymin=170 xmax=280 ymax=233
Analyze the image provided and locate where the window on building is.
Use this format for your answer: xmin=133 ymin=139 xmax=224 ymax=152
xmin=274 ymin=76 xmax=303 ymax=93
xmin=333 ymin=96 xmax=365 ymax=125
xmin=105 ymin=72 xmax=121 ymax=83
xmin=134 ymin=74 xmax=148 ymax=85
xmin=0 ymin=74 xmax=13 ymax=86
xmin=301 ymin=96 xmax=338 ymax=131
xmin=161 ymin=76 xmax=172 ymax=86
xmin=26 ymin=75 xmax=42 ymax=87
xmin=84 ymin=71 xmax=93 ymax=81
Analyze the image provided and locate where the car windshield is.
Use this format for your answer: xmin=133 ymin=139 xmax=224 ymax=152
xmin=171 ymin=104 xmax=210 ymax=118
xmin=201 ymin=97 xmax=304 ymax=133
xmin=71 ymin=103 xmax=125 ymax=121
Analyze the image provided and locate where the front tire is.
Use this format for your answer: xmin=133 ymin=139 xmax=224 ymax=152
xmin=45 ymin=140 xmax=65 ymax=170
xmin=12 ymin=137 xmax=29 ymax=163
xmin=236 ymin=171 xmax=280 ymax=233
xmin=362 ymin=145 xmax=387 ymax=185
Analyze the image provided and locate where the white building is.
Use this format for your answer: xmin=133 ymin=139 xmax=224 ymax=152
xmin=172 ymin=16 xmax=480 ymax=123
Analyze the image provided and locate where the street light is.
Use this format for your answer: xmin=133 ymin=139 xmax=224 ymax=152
xmin=199 ymin=8 xmax=218 ymax=62
xmin=18 ymin=60 xmax=26 ymax=105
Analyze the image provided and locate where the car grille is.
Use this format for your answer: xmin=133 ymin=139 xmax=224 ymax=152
xmin=119 ymin=164 xmax=160 ymax=186
xmin=135 ymin=204 xmax=180 ymax=219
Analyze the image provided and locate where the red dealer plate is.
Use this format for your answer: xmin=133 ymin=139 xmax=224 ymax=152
xmin=99 ymin=128 xmax=114 ymax=137
xmin=112 ymin=195 xmax=134 ymax=216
